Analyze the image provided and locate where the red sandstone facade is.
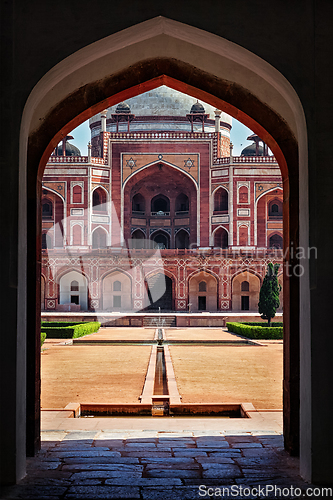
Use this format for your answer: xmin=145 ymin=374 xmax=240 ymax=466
xmin=41 ymin=89 xmax=283 ymax=314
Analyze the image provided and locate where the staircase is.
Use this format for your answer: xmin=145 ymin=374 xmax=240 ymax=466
xmin=143 ymin=316 xmax=176 ymax=327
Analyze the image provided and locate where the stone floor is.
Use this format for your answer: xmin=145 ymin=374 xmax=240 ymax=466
xmin=1 ymin=427 xmax=318 ymax=499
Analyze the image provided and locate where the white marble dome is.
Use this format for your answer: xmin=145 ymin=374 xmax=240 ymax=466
xmin=89 ymin=86 xmax=232 ymax=136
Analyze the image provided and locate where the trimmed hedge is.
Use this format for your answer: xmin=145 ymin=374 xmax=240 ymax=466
xmin=226 ymin=322 xmax=283 ymax=339
xmin=41 ymin=322 xmax=81 ymax=327
xmin=41 ymin=332 xmax=47 ymax=346
xmin=243 ymin=322 xmax=283 ymax=328
xmin=40 ymin=321 xmax=101 ymax=339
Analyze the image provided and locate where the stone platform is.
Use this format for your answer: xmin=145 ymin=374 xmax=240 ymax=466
xmin=41 ymin=311 xmax=283 ymax=328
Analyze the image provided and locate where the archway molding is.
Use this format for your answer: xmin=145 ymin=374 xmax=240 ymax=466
xmin=188 ymin=269 xmax=218 ymax=312
xmin=123 ymin=159 xmax=199 ymax=190
xmin=232 ymin=267 xmax=263 ymax=283
xmin=20 ymin=15 xmax=308 ymax=467
xmin=42 ymin=185 xmax=65 ymax=202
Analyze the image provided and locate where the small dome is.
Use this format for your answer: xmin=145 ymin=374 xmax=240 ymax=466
xmin=241 ymin=142 xmax=264 ymax=157
xmin=116 ymin=102 xmax=131 ymax=113
xmin=190 ymin=101 xmax=205 ymax=113
xmin=57 ymin=140 xmax=81 ymax=156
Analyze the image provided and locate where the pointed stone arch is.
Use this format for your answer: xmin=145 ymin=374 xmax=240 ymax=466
xmin=18 ymin=15 xmax=309 ymax=476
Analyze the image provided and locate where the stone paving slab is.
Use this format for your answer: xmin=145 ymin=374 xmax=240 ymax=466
xmin=64 ymin=485 xmax=141 ymax=498
xmin=2 ymin=429 xmax=318 ymax=500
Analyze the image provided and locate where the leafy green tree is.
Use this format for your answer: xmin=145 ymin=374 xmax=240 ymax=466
xmin=258 ymin=263 xmax=281 ymax=326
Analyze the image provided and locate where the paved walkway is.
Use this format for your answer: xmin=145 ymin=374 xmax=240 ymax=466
xmin=2 ymin=415 xmax=318 ymax=500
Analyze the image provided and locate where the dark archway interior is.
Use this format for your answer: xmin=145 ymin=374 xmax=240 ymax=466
xmin=151 ymin=195 xmax=170 ymax=213
xmin=146 ymin=274 xmax=173 ymax=310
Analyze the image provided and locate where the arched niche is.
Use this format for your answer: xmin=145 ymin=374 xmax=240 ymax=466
xmin=92 ymin=187 xmax=107 ymax=212
xmin=213 ymin=227 xmax=228 ymax=248
xmin=268 ymin=199 xmax=283 ymax=219
xmin=92 ymin=227 xmax=108 ymax=249
xmin=146 ymin=272 xmax=173 ymax=310
xmin=214 ymin=187 xmax=228 ymax=212
xmin=123 ymin=162 xmax=197 ymax=246
xmin=239 ymin=185 xmax=249 ymax=204
xmin=58 ymin=270 xmax=88 ymax=310
xmin=151 ymin=194 xmax=170 ymax=214
xmin=189 ymin=271 xmax=217 ymax=312
xmin=175 ymin=229 xmax=189 ymax=249
xmin=269 ymin=233 xmax=283 ymax=249
xmin=42 ymin=199 xmax=53 ymax=219
xmin=232 ymin=271 xmax=261 ymax=311
xmin=41 ymin=188 xmax=64 ymax=247
xmin=175 ymin=193 xmax=189 ymax=213
xmin=102 ymin=271 xmax=132 ymax=311
xmin=130 ymin=229 xmax=146 ymax=249
xmin=151 ymin=230 xmax=170 ymax=249
xmin=132 ymin=193 xmax=145 ymax=213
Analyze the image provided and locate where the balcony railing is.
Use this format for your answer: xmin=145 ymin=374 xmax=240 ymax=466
xmin=213 ymin=155 xmax=277 ymax=165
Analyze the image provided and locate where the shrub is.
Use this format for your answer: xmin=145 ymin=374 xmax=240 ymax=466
xmin=40 ymin=321 xmax=101 ymax=339
xmin=41 ymin=331 xmax=47 ymax=346
xmin=258 ymin=263 xmax=281 ymax=326
xmin=226 ymin=321 xmax=283 ymax=340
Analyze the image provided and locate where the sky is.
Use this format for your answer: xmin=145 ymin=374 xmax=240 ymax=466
xmin=70 ymin=117 xmax=254 ymax=157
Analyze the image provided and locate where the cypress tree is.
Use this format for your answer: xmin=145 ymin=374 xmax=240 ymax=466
xmin=258 ymin=263 xmax=281 ymax=326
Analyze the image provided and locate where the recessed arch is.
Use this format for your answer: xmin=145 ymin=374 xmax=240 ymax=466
xmin=188 ymin=270 xmax=218 ymax=312
xmin=41 ymin=185 xmax=65 ymax=202
xmin=213 ymin=186 xmax=228 ymax=212
xmin=92 ymin=186 xmax=108 ymax=212
xmin=20 ymin=15 xmax=308 ymax=469
xmin=256 ymin=186 xmax=283 ymax=204
xmin=130 ymin=228 xmax=146 ymax=249
xmin=145 ymin=270 xmax=174 ymax=310
xmin=92 ymin=226 xmax=108 ymax=249
xmin=232 ymin=270 xmax=261 ymax=311
xmin=58 ymin=270 xmax=88 ymax=310
xmin=212 ymin=226 xmax=229 ymax=248
xmin=102 ymin=269 xmax=132 ymax=311
xmin=123 ymin=159 xmax=199 ymax=190
xmin=175 ymin=228 xmax=190 ymax=249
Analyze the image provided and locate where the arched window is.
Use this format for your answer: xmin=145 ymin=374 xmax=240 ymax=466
xmin=42 ymin=233 xmax=52 ymax=249
xmin=152 ymin=231 xmax=169 ymax=249
xmin=268 ymin=199 xmax=282 ymax=219
xmin=239 ymin=186 xmax=249 ymax=203
xmin=214 ymin=227 xmax=228 ymax=248
xmin=71 ymin=280 xmax=79 ymax=291
xmin=175 ymin=193 xmax=189 ymax=213
xmin=151 ymin=194 xmax=170 ymax=214
xmin=93 ymin=188 xmax=107 ymax=212
xmin=92 ymin=228 xmax=107 ymax=249
xmin=131 ymin=229 xmax=145 ymax=249
xmin=42 ymin=200 xmax=53 ymax=219
xmin=199 ymin=281 xmax=207 ymax=292
xmin=214 ymin=188 xmax=228 ymax=212
xmin=175 ymin=229 xmax=189 ymax=249
xmin=73 ymin=185 xmax=82 ymax=204
xmin=132 ymin=193 xmax=145 ymax=213
xmin=269 ymin=234 xmax=283 ymax=249
xmin=113 ymin=280 xmax=121 ymax=291
xmin=241 ymin=280 xmax=249 ymax=291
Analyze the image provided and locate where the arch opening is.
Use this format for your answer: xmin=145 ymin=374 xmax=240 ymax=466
xmin=21 ymin=16 xmax=307 ymax=469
